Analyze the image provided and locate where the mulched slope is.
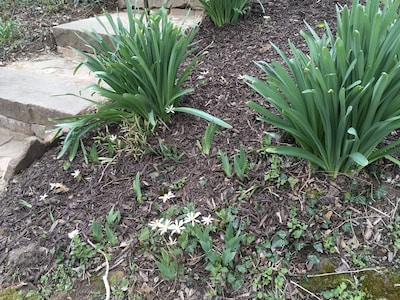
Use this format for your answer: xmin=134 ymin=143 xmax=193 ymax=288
xmin=5 ymin=0 xmax=398 ymax=299
xmin=0 ymin=1 xmax=116 ymax=63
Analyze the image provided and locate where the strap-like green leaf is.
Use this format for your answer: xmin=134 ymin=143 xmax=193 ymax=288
xmin=349 ymin=152 xmax=368 ymax=167
xmin=174 ymin=107 xmax=232 ymax=129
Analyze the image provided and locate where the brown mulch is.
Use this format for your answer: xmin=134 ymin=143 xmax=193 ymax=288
xmin=2 ymin=0 xmax=400 ymax=299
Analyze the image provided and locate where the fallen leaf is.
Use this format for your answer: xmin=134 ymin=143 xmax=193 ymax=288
xmin=324 ymin=210 xmax=333 ymax=220
xmin=50 ymin=183 xmax=70 ymax=194
xmin=260 ymin=43 xmax=272 ymax=53
xmin=139 ymin=270 xmax=149 ymax=282
xmin=363 ymin=227 xmax=373 ymax=240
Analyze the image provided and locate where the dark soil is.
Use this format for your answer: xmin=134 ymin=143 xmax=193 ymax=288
xmin=2 ymin=0 xmax=400 ymax=299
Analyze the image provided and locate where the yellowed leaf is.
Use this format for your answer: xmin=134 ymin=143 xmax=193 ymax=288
xmin=260 ymin=43 xmax=272 ymax=53
xmin=324 ymin=210 xmax=333 ymax=220
xmin=50 ymin=183 xmax=70 ymax=194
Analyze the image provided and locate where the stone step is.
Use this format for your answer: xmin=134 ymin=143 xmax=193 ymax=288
xmin=0 ymin=54 xmax=96 ymax=193
xmin=0 ymin=54 xmax=97 ymax=139
xmin=0 ymin=127 xmax=46 ymax=194
xmin=53 ymin=8 xmax=204 ymax=54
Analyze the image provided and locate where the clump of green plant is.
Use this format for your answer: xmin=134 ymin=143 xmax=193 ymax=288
xmin=66 ymin=233 xmax=97 ymax=274
xmin=245 ymin=0 xmax=400 ymax=177
xmin=20 ymin=206 xmax=122 ymax=299
xmin=64 ymin=0 xmax=104 ymax=7
xmin=144 ymin=205 xmax=213 ymax=279
xmin=388 ymin=215 xmax=400 ymax=258
xmin=250 ymin=233 xmax=291 ymax=298
xmin=218 ymin=149 xmax=233 ymax=178
xmin=329 ymin=281 xmax=368 ymax=299
xmin=217 ymin=146 xmax=250 ymax=181
xmin=0 ymin=17 xmax=21 ymax=49
xmin=90 ymin=117 xmax=149 ymax=163
xmin=199 ymin=0 xmax=250 ymax=26
xmin=142 ymin=198 xmax=249 ymax=294
xmin=264 ymin=154 xmax=299 ymax=189
xmin=234 ymin=145 xmax=250 ymax=181
xmin=197 ymin=122 xmax=218 ymax=155
xmin=51 ymin=1 xmax=231 ymax=161
xmin=344 ymin=181 xmax=387 ymax=205
xmin=195 ymin=222 xmax=245 ymax=291
xmin=91 ymin=205 xmax=121 ymax=247
xmin=146 ymin=139 xmax=185 ymax=163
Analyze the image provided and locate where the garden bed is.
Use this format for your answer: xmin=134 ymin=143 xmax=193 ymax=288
xmin=1 ymin=0 xmax=400 ymax=299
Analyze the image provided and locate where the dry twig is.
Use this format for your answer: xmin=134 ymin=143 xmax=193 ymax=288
xmin=87 ymin=239 xmax=110 ymax=300
xmin=290 ymin=280 xmax=321 ymax=300
xmin=306 ymin=266 xmax=384 ymax=278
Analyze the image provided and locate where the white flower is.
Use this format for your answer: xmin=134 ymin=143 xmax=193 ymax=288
xmin=184 ymin=211 xmax=201 ymax=226
xmin=165 ymin=105 xmax=175 ymax=114
xmin=158 ymin=219 xmax=171 ymax=235
xmin=149 ymin=218 xmax=163 ymax=231
xmin=167 ymin=236 xmax=177 ymax=246
xmin=168 ymin=219 xmax=185 ymax=235
xmin=68 ymin=229 xmax=80 ymax=239
xmin=158 ymin=191 xmax=176 ymax=203
xmin=39 ymin=193 xmax=48 ymax=201
xmin=71 ymin=169 xmax=81 ymax=178
xmin=201 ymin=214 xmax=214 ymax=226
xmin=109 ymin=135 xmax=117 ymax=143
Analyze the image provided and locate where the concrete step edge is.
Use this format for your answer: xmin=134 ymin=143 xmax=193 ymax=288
xmin=0 ymin=114 xmax=60 ymax=141
xmin=0 ymin=126 xmax=49 ymax=193
xmin=53 ymin=8 xmax=204 ymax=53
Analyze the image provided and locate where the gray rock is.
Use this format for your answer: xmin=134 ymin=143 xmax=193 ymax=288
xmin=4 ymin=136 xmax=47 ymax=181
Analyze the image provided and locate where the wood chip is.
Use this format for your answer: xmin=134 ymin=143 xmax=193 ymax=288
xmin=363 ymin=227 xmax=373 ymax=240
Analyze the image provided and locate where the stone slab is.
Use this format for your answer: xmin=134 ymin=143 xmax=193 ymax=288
xmin=0 ymin=127 xmax=32 ymax=194
xmin=0 ymin=139 xmax=25 ymax=158
xmin=53 ymin=9 xmax=204 ymax=53
xmin=0 ymin=54 xmax=97 ymax=193
xmin=0 ymin=54 xmax=98 ymax=129
xmin=0 ymin=114 xmax=35 ymax=136
xmin=0 ymin=157 xmax=12 ymax=177
xmin=4 ymin=136 xmax=46 ymax=182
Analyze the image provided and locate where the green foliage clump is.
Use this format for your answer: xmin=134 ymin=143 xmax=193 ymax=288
xmin=199 ymin=0 xmax=250 ymax=26
xmin=245 ymin=0 xmax=400 ymax=177
xmin=52 ymin=2 xmax=231 ymax=161
xmin=0 ymin=17 xmax=21 ymax=48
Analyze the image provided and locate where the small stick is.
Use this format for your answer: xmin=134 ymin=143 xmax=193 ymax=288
xmin=367 ymin=205 xmax=391 ymax=218
xmin=391 ymin=198 xmax=400 ymax=220
xmin=87 ymin=239 xmax=110 ymax=300
xmin=307 ymin=267 xmax=383 ymax=278
xmin=290 ymin=280 xmax=321 ymax=300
